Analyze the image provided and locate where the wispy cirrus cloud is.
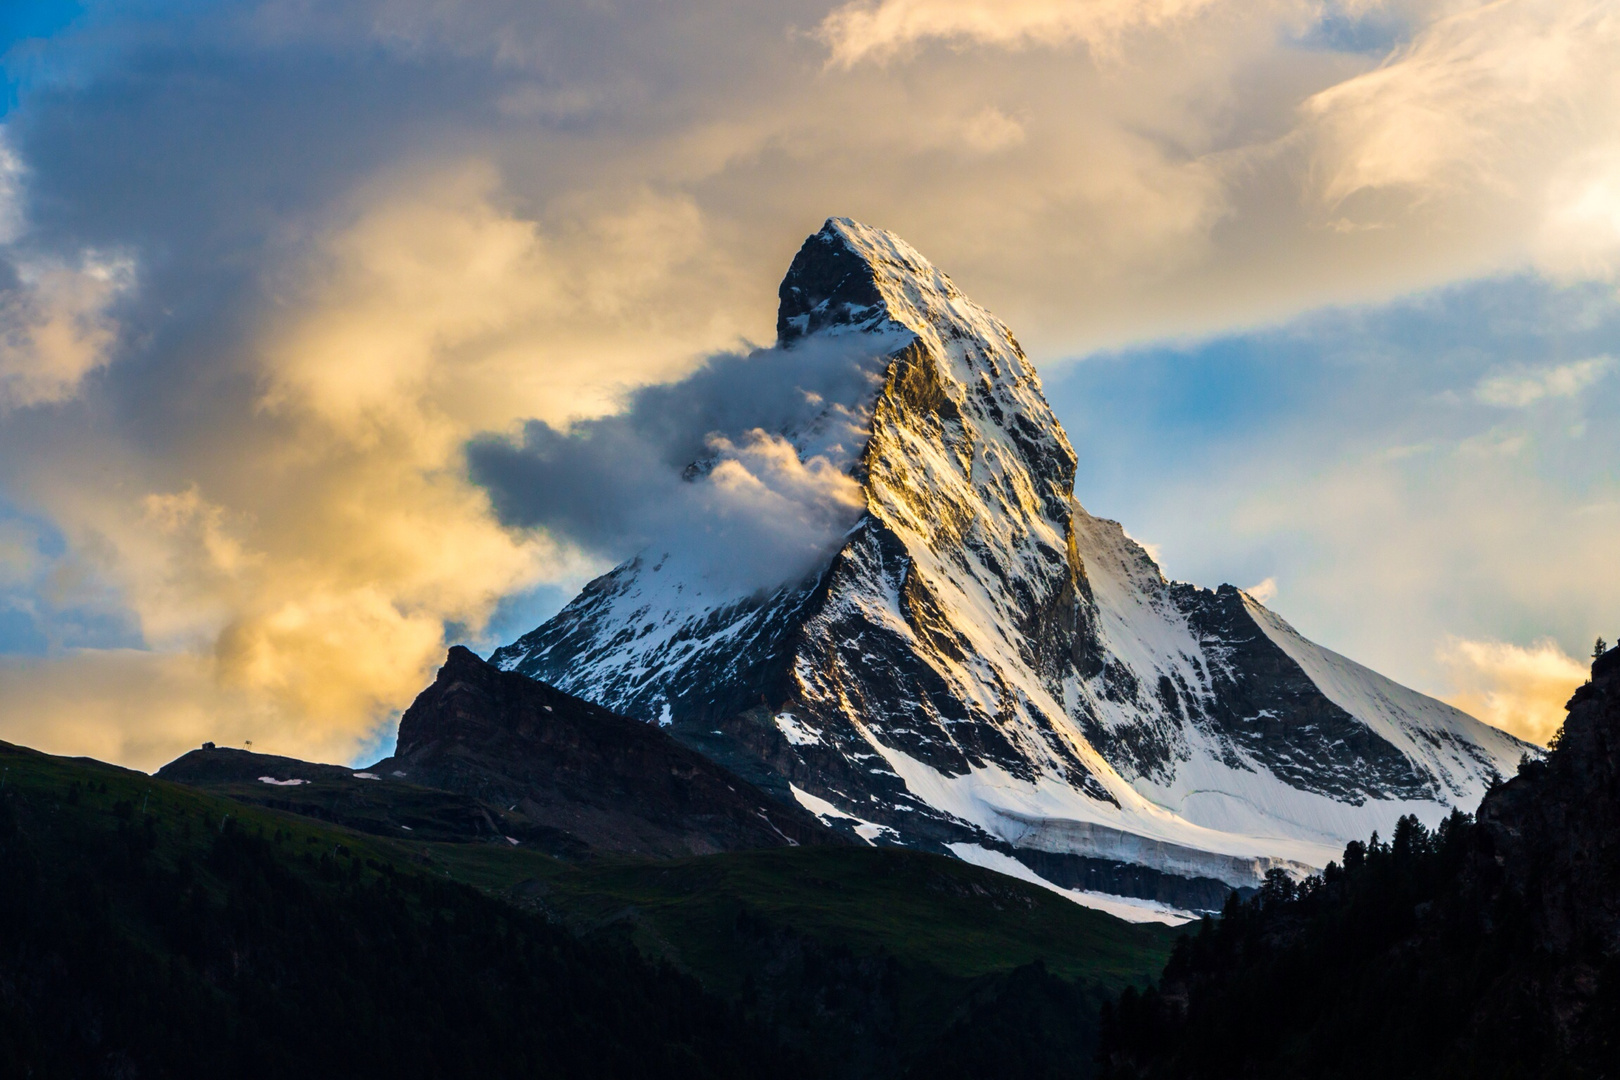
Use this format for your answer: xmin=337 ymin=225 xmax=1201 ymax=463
xmin=1300 ymin=0 xmax=1620 ymax=277
xmin=1475 ymin=356 xmax=1613 ymax=408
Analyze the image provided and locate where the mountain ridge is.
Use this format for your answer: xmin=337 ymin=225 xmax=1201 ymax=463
xmin=492 ymin=217 xmax=1530 ymax=915
xmin=159 ymin=646 xmax=839 ymax=858
xmin=374 ymin=645 xmax=837 ymax=856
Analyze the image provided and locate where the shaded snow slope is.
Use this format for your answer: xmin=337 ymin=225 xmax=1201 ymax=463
xmin=492 ymin=218 xmax=1532 ymax=908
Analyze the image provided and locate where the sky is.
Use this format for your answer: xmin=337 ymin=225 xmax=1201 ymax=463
xmin=0 ymin=0 xmax=1615 ymax=769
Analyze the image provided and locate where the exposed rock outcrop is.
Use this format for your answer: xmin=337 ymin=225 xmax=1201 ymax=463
xmin=371 ymin=646 xmax=837 ymax=856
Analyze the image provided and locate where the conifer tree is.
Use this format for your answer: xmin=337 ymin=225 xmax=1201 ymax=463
xmin=1597 ymin=638 xmax=1609 ymax=661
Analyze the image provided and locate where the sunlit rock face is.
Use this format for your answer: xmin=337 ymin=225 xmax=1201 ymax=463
xmin=493 ymin=219 xmax=1531 ymax=911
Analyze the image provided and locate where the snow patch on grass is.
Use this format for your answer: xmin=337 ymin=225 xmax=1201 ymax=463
xmin=790 ymin=783 xmax=898 ymax=844
xmin=947 ymin=843 xmax=1196 ymax=926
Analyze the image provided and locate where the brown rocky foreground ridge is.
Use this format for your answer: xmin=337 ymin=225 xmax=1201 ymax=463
xmin=372 ymin=646 xmax=836 ymax=855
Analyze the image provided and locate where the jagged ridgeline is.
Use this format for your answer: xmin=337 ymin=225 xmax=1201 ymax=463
xmin=493 ymin=218 xmax=1530 ymax=916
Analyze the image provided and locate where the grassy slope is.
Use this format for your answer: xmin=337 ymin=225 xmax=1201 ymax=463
xmin=519 ymin=846 xmax=1173 ymax=986
xmin=1 ymin=740 xmax=1180 ymax=1077
xmin=0 ymin=741 xmax=779 ymax=1080
xmin=507 ymin=846 xmax=1180 ymax=1074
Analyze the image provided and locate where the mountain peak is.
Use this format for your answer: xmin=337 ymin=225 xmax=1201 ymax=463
xmin=776 ymin=217 xmax=965 ymax=346
xmin=494 ymin=222 xmax=1530 ymax=919
xmin=776 ymin=218 xmax=886 ymax=345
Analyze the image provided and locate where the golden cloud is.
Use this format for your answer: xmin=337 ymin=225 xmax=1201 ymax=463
xmin=1303 ymin=0 xmax=1620 ymax=277
xmin=1437 ymin=636 xmax=1590 ymax=746
xmin=0 ymin=165 xmax=757 ymax=770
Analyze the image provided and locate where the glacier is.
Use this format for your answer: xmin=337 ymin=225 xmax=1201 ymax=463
xmin=491 ymin=218 xmax=1531 ymax=914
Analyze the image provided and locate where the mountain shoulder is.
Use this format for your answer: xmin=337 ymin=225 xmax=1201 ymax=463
xmin=373 ymin=646 xmax=843 ymax=856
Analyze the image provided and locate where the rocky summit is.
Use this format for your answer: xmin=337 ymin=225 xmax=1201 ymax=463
xmin=492 ymin=218 xmax=1530 ymax=915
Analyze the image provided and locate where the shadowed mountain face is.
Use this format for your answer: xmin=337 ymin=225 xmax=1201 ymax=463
xmin=368 ymin=647 xmax=837 ymax=856
xmin=492 ymin=218 xmax=1530 ymax=913
xmin=162 ymin=648 xmax=835 ymax=857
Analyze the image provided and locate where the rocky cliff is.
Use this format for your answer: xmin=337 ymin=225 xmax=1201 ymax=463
xmin=371 ymin=646 xmax=835 ymax=857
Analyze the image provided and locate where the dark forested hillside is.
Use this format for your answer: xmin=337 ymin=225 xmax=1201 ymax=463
xmin=0 ymin=738 xmax=1178 ymax=1079
xmin=1099 ymin=645 xmax=1620 ymax=1080
xmin=0 ymin=744 xmax=786 ymax=1080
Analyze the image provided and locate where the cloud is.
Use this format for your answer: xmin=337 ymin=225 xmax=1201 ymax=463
xmin=1302 ymin=0 xmax=1620 ymax=276
xmin=18 ymin=0 xmax=1616 ymax=363
xmin=1537 ymin=147 xmax=1620 ymax=281
xmin=0 ymin=519 xmax=45 ymax=596
xmin=468 ymin=332 xmax=894 ymax=594
xmin=1245 ymin=576 xmax=1278 ymax=603
xmin=1436 ymin=636 xmax=1589 ymax=745
xmin=694 ymin=429 xmax=869 ymax=581
xmin=1475 ymin=356 xmax=1613 ymax=407
xmin=1 ymin=166 xmax=747 ymax=768
xmin=0 ymin=129 xmax=133 ymax=409
xmin=817 ymin=0 xmax=1235 ymax=67
xmin=0 ymin=134 xmax=22 ymax=244
xmin=0 ymin=252 xmax=134 ymax=408
xmin=261 ymin=165 xmax=752 ymax=431
xmin=960 ymin=106 xmax=1026 ymax=153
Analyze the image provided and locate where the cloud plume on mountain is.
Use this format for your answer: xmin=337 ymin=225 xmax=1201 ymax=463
xmin=469 ymin=334 xmax=895 ymax=594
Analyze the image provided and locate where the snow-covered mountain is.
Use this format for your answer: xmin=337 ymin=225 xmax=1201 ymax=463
xmin=492 ymin=218 xmax=1531 ymax=917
